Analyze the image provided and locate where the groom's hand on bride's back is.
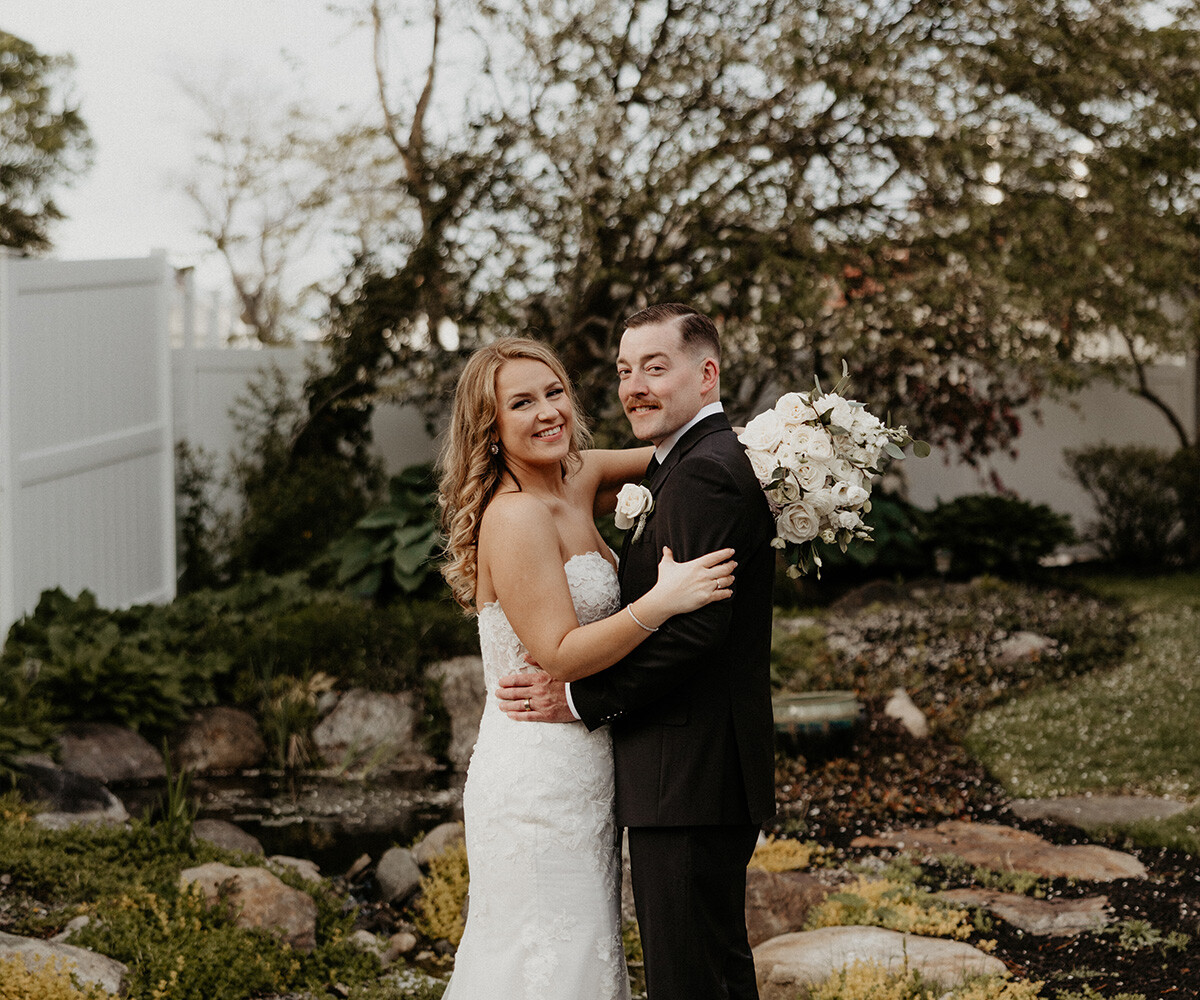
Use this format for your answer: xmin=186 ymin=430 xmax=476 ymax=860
xmin=497 ymin=666 xmax=575 ymax=723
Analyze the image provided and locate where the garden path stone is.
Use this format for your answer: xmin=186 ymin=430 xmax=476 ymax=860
xmin=753 ymin=926 xmax=1005 ymax=999
xmin=940 ymin=888 xmax=1110 ymax=936
xmin=0 ymin=929 xmax=128 ymax=995
xmin=57 ymin=721 xmax=165 ymax=782
xmin=174 ymin=706 xmax=266 ymax=773
xmin=179 ymin=862 xmax=318 ymax=951
xmin=852 ymin=820 xmax=1146 ymax=881
xmin=193 ymin=817 xmax=264 ymax=856
xmin=1011 ymin=795 xmax=1189 ymax=828
xmin=312 ymin=688 xmax=435 ymax=773
xmin=745 ymin=868 xmax=832 ymax=947
xmin=427 ymin=656 xmax=486 ymax=769
xmin=992 ymin=630 xmax=1055 ymax=664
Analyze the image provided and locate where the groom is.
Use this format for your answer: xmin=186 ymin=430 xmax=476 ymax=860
xmin=498 ymin=303 xmax=777 ymax=999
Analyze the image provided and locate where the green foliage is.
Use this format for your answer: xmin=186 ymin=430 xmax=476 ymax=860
xmin=330 ymin=464 xmax=443 ymax=601
xmin=174 ymin=440 xmax=223 ymax=594
xmin=344 ymin=971 xmax=447 ymax=1000
xmin=805 ymin=876 xmax=976 ymax=940
xmin=924 ymin=495 xmax=1075 ymax=580
xmin=0 ymin=589 xmax=226 ymax=738
xmin=807 ymin=493 xmax=932 ymax=584
xmin=0 ymin=31 xmax=93 ymax=252
xmin=223 ymin=364 xmax=383 ymax=578
xmin=0 ymin=657 xmax=57 ymax=779
xmin=1065 ymin=444 xmax=1182 ymax=568
xmin=1166 ymin=445 xmax=1200 ymax=566
xmin=0 ymin=804 xmax=385 ymax=1000
xmin=1097 ymin=918 xmax=1191 ymax=955
xmin=1052 ymin=989 xmax=1145 ymax=1000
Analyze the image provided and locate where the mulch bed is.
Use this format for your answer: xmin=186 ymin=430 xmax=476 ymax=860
xmin=768 ymin=702 xmax=1200 ymax=997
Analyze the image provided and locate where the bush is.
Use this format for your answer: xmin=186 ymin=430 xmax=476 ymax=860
xmin=1167 ymin=445 xmax=1200 ymax=566
xmin=0 ymin=955 xmax=110 ymax=999
xmin=1065 ymin=444 xmax=1182 ymax=567
xmin=413 ymin=839 xmax=470 ymax=946
xmin=923 ymin=494 xmax=1074 ymax=580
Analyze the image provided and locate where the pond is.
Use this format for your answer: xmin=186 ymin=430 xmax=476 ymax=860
xmin=117 ymin=769 xmax=465 ymax=875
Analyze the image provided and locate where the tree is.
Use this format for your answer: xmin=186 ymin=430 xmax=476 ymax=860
xmin=0 ymin=31 xmax=92 ymax=253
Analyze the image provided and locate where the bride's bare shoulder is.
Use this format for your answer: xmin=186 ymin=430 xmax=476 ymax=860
xmin=480 ymin=491 xmax=556 ymax=543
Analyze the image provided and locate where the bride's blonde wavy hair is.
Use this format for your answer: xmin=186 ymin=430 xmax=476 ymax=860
xmin=438 ymin=338 xmax=591 ymax=611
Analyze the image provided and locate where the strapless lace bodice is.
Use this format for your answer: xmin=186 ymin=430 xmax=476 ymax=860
xmin=444 ymin=550 xmax=629 ymax=1000
xmin=476 ymin=550 xmax=620 ymax=692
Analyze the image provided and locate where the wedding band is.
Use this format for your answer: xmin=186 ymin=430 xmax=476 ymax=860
xmin=524 ymin=698 xmax=532 ymax=712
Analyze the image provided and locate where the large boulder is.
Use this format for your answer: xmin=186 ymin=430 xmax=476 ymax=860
xmin=754 ymin=926 xmax=1006 ymax=999
xmin=312 ymin=688 xmax=436 ymax=773
xmin=57 ymin=722 xmax=165 ymax=782
xmin=179 ymin=862 xmax=317 ymax=951
xmin=174 ymin=707 xmax=266 ymax=773
xmin=426 ymin=656 xmax=486 ymax=769
xmin=0 ymin=930 xmax=128 ymax=995
xmin=15 ymin=761 xmax=128 ymax=829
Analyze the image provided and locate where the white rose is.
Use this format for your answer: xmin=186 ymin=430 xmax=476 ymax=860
xmin=614 ymin=483 xmax=654 ymax=530
xmin=774 ymin=392 xmax=819 ymax=425
xmin=794 ymin=459 xmax=829 ymax=493
xmin=775 ymin=502 xmax=821 ymax=544
xmin=768 ymin=477 xmax=802 ymax=505
xmin=738 ymin=408 xmax=785 ymax=453
xmin=786 ymin=424 xmax=835 ymax=462
xmin=826 ymin=458 xmax=866 ymax=489
xmin=831 ymin=481 xmax=870 ymax=508
xmin=804 ymin=487 xmax=838 ymax=517
xmin=746 ymin=447 xmax=781 ymax=486
xmin=833 ymin=508 xmax=863 ymax=530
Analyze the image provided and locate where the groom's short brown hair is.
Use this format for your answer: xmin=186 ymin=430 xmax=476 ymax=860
xmin=625 ymin=303 xmax=721 ymax=362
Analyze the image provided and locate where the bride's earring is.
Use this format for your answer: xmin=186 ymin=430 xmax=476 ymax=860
xmin=489 ymin=443 xmax=499 ymax=456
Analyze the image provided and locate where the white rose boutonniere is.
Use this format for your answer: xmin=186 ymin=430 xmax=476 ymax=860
xmin=614 ymin=483 xmax=655 ymax=542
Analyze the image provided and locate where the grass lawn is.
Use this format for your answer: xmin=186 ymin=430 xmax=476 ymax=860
xmin=965 ymin=571 xmax=1200 ymax=805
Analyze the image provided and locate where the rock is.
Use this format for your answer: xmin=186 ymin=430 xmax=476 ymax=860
xmin=350 ymin=929 xmax=384 ymax=958
xmin=993 ymin=631 xmax=1055 ymax=665
xmin=174 ymin=707 xmax=266 ymax=773
xmin=16 ymin=762 xmax=129 ymax=828
xmin=57 ymin=722 xmax=165 ymax=782
xmin=883 ymin=688 xmax=929 ymax=738
xmin=384 ymin=930 xmax=419 ymax=964
xmin=745 ymin=868 xmax=832 ymax=948
xmin=427 ymin=656 xmax=486 ymax=769
xmin=941 ymin=888 xmax=1110 ymax=937
xmin=193 ymin=818 xmax=264 ymax=856
xmin=852 ymin=820 xmax=1147 ymax=881
xmin=376 ymin=847 xmax=424 ymax=904
xmin=412 ymin=821 xmax=466 ymax=867
xmin=312 ymin=688 xmax=436 ymax=773
xmin=0 ymin=929 xmax=128 ymax=995
xmin=50 ymin=915 xmax=91 ymax=943
xmin=753 ymin=926 xmax=1005 ymax=999
xmin=179 ymin=862 xmax=318 ymax=951
xmin=1011 ymin=795 xmax=1189 ymax=828
xmin=270 ymin=855 xmax=322 ymax=882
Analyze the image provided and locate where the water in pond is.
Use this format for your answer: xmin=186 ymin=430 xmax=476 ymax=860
xmin=118 ymin=770 xmax=464 ymax=876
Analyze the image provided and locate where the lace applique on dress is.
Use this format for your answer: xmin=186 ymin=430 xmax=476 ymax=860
xmin=442 ymin=551 xmax=630 ymax=1000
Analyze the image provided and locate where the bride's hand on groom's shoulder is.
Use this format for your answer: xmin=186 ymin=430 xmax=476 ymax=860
xmin=497 ymin=667 xmax=575 ymax=724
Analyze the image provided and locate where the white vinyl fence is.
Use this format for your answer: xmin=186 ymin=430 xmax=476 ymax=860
xmin=0 ymin=254 xmax=177 ymax=633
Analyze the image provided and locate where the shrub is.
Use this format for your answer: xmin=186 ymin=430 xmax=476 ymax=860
xmin=748 ymin=836 xmax=819 ymax=872
xmin=923 ymin=494 xmax=1074 ymax=580
xmin=329 ymin=464 xmax=443 ymax=601
xmin=810 ymin=962 xmax=1043 ymax=1000
xmin=0 ymin=955 xmax=111 ymax=1000
xmin=1166 ymin=445 xmax=1200 ymax=566
xmin=805 ymin=875 xmax=977 ymax=940
xmin=1065 ymin=444 xmax=1181 ymax=567
xmin=413 ymin=839 xmax=470 ymax=946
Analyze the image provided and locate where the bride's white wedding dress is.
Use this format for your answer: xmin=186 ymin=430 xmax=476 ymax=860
xmin=443 ymin=551 xmax=631 ymax=1000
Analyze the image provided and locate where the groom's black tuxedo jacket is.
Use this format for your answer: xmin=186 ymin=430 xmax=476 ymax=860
xmin=572 ymin=413 xmax=777 ymax=828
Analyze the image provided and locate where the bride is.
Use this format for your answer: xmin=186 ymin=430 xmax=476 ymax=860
xmin=437 ymin=338 xmax=737 ymax=999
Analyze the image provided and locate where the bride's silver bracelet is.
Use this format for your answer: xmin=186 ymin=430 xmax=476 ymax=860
xmin=626 ymin=605 xmax=658 ymax=632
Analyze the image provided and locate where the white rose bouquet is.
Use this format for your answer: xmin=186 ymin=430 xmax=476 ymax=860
xmin=739 ymin=365 xmax=929 ymax=577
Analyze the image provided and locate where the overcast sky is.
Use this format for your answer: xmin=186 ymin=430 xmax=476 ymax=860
xmin=4 ymin=2 xmax=390 ymax=288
